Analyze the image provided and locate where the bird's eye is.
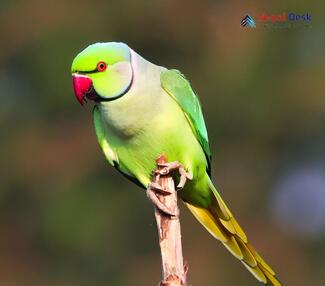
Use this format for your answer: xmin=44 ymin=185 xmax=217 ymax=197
xmin=97 ymin=61 xmax=107 ymax=72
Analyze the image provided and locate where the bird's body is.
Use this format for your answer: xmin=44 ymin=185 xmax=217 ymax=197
xmin=95 ymin=53 xmax=210 ymax=206
xmin=71 ymin=42 xmax=281 ymax=285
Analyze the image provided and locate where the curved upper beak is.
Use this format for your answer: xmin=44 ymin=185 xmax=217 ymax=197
xmin=72 ymin=74 xmax=93 ymax=105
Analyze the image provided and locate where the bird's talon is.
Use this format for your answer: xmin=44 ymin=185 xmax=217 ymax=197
xmin=181 ymin=168 xmax=192 ymax=180
xmin=155 ymin=161 xmax=193 ymax=190
xmin=157 ymin=161 xmax=182 ymax=175
xmin=149 ymin=182 xmax=172 ymax=195
xmin=146 ymin=187 xmax=178 ymax=217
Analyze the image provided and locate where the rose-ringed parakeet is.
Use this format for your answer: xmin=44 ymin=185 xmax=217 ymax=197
xmin=71 ymin=42 xmax=281 ymax=285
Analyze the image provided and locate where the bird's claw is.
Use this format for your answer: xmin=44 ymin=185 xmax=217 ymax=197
xmin=148 ymin=182 xmax=172 ymax=195
xmin=177 ymin=167 xmax=193 ymax=190
xmin=155 ymin=161 xmax=193 ymax=190
xmin=148 ymin=160 xmax=192 ymax=217
xmin=156 ymin=161 xmax=182 ymax=175
xmin=146 ymin=185 xmax=179 ymax=217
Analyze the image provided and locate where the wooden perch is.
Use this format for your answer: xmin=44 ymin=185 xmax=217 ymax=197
xmin=148 ymin=155 xmax=188 ymax=286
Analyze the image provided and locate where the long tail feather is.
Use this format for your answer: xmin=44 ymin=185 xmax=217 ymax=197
xmin=184 ymin=179 xmax=282 ymax=285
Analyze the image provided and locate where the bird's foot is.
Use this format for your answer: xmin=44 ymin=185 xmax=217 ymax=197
xmin=155 ymin=161 xmax=193 ymax=190
xmin=148 ymin=157 xmax=192 ymax=217
xmin=148 ymin=182 xmax=173 ymax=195
xmin=146 ymin=183 xmax=178 ymax=217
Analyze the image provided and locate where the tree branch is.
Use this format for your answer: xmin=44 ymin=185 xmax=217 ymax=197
xmin=150 ymin=155 xmax=188 ymax=286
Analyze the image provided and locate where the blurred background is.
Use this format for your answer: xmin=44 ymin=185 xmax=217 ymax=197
xmin=1 ymin=0 xmax=324 ymax=285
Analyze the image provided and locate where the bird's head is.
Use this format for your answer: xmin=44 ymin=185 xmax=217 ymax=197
xmin=71 ymin=42 xmax=133 ymax=105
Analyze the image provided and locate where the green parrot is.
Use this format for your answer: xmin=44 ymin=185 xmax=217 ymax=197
xmin=71 ymin=42 xmax=281 ymax=285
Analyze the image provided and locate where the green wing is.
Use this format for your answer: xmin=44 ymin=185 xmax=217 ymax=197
xmin=160 ymin=69 xmax=211 ymax=174
xmin=93 ymin=106 xmax=144 ymax=188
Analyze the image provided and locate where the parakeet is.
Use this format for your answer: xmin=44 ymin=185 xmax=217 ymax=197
xmin=71 ymin=42 xmax=281 ymax=285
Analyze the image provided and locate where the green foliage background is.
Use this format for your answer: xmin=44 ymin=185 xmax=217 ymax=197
xmin=1 ymin=1 xmax=324 ymax=285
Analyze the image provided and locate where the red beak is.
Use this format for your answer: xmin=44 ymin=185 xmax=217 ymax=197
xmin=72 ymin=74 xmax=93 ymax=105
